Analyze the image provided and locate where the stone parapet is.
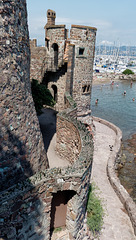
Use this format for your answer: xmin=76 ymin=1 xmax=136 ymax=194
xmin=93 ymin=116 xmax=136 ymax=236
xmin=71 ymin=25 xmax=97 ymax=31
xmin=45 ymin=25 xmax=66 ymax=29
xmin=57 ymin=92 xmax=93 ymax=169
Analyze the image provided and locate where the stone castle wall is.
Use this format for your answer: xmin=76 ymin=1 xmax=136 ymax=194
xmin=0 ymin=4 xmax=95 ymax=239
xmin=0 ymin=0 xmax=48 ymax=190
xmin=70 ymin=25 xmax=97 ymax=124
xmin=30 ymin=45 xmax=47 ymax=83
xmin=47 ymin=69 xmax=67 ymax=111
xmin=0 ymin=165 xmax=92 ymax=240
xmin=0 ymin=99 xmax=94 ymax=239
xmin=30 ymin=22 xmax=97 ymax=121
xmin=56 ymin=115 xmax=81 ymax=164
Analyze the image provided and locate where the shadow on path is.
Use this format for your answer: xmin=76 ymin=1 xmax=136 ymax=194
xmin=38 ymin=108 xmax=57 ymax=152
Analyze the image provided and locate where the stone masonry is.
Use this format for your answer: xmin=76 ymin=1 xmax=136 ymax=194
xmin=30 ymin=9 xmax=97 ymax=124
xmin=0 ymin=4 xmax=95 ymax=240
xmin=0 ymin=0 xmax=48 ymax=190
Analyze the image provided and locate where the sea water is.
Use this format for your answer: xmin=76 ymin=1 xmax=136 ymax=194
xmin=91 ymin=80 xmax=136 ymax=201
xmin=91 ymin=81 xmax=136 ymax=140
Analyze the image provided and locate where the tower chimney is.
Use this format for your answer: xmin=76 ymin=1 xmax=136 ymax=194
xmin=46 ymin=9 xmax=56 ymax=26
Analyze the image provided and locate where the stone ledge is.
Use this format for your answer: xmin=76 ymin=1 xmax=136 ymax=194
xmin=71 ymin=24 xmax=97 ymax=31
xmin=93 ymin=116 xmax=136 ymax=236
xmin=44 ymin=24 xmax=66 ymax=29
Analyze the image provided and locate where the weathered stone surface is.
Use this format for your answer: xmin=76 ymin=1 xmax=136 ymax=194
xmin=0 ymin=6 xmax=95 ymax=240
xmin=0 ymin=0 xmax=48 ymax=191
xmin=30 ymin=11 xmax=97 ymax=121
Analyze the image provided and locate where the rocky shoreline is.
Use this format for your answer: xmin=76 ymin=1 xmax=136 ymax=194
xmin=93 ymin=72 xmax=136 ymax=85
xmin=118 ymin=134 xmax=136 ymax=202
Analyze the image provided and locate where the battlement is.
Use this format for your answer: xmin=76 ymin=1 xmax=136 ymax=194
xmin=45 ymin=24 xmax=66 ymax=29
xmin=30 ymin=38 xmax=37 ymax=47
xmin=71 ymin=24 xmax=97 ymax=31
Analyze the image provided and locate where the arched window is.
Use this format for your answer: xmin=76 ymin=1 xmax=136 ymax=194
xmin=52 ymin=43 xmax=58 ymax=67
xmin=51 ymin=84 xmax=57 ymax=102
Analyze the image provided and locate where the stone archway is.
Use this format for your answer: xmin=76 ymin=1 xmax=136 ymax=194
xmin=50 ymin=190 xmax=76 ymax=231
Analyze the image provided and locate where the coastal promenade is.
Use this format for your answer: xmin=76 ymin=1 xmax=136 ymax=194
xmin=92 ymin=119 xmax=135 ymax=240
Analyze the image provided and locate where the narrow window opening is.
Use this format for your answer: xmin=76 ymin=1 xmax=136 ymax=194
xmin=79 ymin=48 xmax=85 ymax=55
xmin=82 ymin=85 xmax=87 ymax=93
xmin=45 ymin=38 xmax=49 ymax=50
xmin=52 ymin=43 xmax=58 ymax=67
xmin=87 ymin=85 xmax=90 ymax=92
xmin=51 ymin=84 xmax=57 ymax=102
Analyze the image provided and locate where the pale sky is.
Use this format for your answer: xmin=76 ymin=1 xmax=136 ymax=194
xmin=27 ymin=0 xmax=136 ymax=47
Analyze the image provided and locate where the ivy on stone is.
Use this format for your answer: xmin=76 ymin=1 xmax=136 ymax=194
xmin=31 ymin=79 xmax=55 ymax=115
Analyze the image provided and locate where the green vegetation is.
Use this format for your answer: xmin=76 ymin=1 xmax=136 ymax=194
xmin=128 ymin=61 xmax=134 ymax=66
xmin=87 ymin=183 xmax=104 ymax=235
xmin=122 ymin=69 xmax=134 ymax=75
xmin=31 ymin=79 xmax=55 ymax=114
xmin=53 ymin=227 xmax=62 ymax=233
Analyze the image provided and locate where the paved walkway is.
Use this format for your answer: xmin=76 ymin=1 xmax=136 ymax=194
xmin=38 ymin=108 xmax=69 ymax=168
xmin=92 ymin=121 xmax=135 ymax=240
xmin=47 ymin=133 xmax=70 ymax=168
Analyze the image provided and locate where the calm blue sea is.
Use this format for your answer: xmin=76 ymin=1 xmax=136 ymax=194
xmin=91 ymin=81 xmax=136 ymax=139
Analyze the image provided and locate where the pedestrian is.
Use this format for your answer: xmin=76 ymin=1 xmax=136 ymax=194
xmin=95 ymin=99 xmax=99 ymax=104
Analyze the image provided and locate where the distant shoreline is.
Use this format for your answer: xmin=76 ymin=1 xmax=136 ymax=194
xmin=92 ymin=72 xmax=136 ymax=86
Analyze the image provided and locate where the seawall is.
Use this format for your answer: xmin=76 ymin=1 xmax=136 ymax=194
xmin=93 ymin=116 xmax=136 ymax=236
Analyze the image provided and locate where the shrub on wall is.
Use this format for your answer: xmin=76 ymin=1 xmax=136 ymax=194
xmin=87 ymin=184 xmax=104 ymax=235
xmin=122 ymin=69 xmax=134 ymax=75
xmin=31 ymin=79 xmax=55 ymax=114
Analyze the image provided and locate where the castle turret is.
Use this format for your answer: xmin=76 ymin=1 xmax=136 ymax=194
xmin=0 ymin=0 xmax=48 ymax=191
xmin=70 ymin=25 xmax=97 ymax=125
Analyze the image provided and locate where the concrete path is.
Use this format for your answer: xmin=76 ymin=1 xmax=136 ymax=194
xmin=47 ymin=133 xmax=70 ymax=168
xmin=38 ymin=108 xmax=69 ymax=168
xmin=92 ymin=121 xmax=135 ymax=240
